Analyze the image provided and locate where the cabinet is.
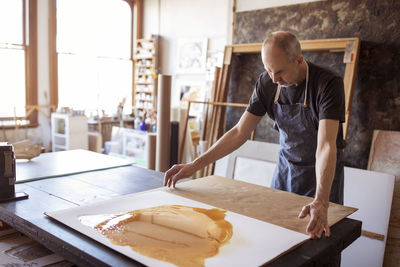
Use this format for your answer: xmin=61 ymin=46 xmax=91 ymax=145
xmin=51 ymin=113 xmax=88 ymax=152
xmin=133 ymin=38 xmax=158 ymax=118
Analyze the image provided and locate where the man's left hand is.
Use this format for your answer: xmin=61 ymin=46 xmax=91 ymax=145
xmin=298 ymin=200 xmax=330 ymax=239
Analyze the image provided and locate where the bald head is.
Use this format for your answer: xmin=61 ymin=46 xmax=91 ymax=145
xmin=262 ymin=31 xmax=301 ymax=63
xmin=261 ymin=31 xmax=306 ymax=87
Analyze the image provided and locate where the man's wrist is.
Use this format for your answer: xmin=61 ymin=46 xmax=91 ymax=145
xmin=192 ymin=157 xmax=204 ymax=170
xmin=313 ymin=196 xmax=329 ymax=208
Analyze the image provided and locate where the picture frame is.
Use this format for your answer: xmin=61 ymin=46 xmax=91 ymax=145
xmin=176 ymin=38 xmax=208 ymax=74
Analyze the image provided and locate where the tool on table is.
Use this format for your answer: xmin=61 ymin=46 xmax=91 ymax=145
xmin=0 ymin=143 xmax=29 ymax=202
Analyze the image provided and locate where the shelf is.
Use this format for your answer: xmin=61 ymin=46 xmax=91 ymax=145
xmin=134 ymin=37 xmax=158 ymax=114
xmin=54 ymin=144 xmax=67 ymax=149
xmin=136 ymin=64 xmax=152 ymax=68
xmin=136 ymin=82 xmax=153 ymax=85
xmin=135 ymin=90 xmax=153 ymax=94
xmin=137 ymin=38 xmax=155 ymax=43
xmin=53 ymin=133 xmax=66 ymax=138
xmin=135 ymin=56 xmax=154 ymax=60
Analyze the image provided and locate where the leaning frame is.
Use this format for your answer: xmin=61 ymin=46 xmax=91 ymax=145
xmin=220 ymin=38 xmax=361 ymax=140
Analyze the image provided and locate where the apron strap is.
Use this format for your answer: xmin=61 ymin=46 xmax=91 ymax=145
xmin=303 ymin=61 xmax=309 ymax=108
xmin=274 ymin=85 xmax=281 ymax=104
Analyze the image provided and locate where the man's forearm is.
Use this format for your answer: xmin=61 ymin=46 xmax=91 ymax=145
xmin=315 ymin=143 xmax=337 ymax=205
xmin=192 ymin=126 xmax=248 ymax=170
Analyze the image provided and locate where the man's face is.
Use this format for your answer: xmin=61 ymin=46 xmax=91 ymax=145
xmin=262 ymin=45 xmax=301 ymax=87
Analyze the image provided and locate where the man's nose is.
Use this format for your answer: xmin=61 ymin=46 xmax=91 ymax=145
xmin=271 ymin=73 xmax=279 ymax=83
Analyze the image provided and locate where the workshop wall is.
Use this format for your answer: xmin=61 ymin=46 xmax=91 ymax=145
xmin=226 ymin=0 xmax=400 ymax=169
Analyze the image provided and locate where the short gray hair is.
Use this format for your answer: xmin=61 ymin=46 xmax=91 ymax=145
xmin=262 ymin=31 xmax=301 ymax=62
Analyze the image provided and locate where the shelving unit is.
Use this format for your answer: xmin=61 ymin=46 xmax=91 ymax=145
xmin=51 ymin=113 xmax=88 ymax=152
xmin=133 ymin=38 xmax=158 ymax=118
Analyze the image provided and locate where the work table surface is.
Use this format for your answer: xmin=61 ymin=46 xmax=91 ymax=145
xmin=0 ymin=165 xmax=361 ymax=267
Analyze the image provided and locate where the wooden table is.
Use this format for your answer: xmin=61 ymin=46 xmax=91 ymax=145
xmin=0 ymin=165 xmax=361 ymax=267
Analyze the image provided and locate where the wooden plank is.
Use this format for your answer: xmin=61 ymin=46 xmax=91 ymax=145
xmin=342 ymin=38 xmax=360 ymax=139
xmin=230 ymin=37 xmax=359 ymax=54
xmin=178 ymin=102 xmax=191 ymax=164
xmin=205 ymin=67 xmax=221 ymax=143
xmin=49 ymin=0 xmax=58 ymax=109
xmin=361 ymin=230 xmax=385 ymax=242
xmin=367 ymin=130 xmax=400 ymax=266
xmin=213 ymin=64 xmax=231 ymax=145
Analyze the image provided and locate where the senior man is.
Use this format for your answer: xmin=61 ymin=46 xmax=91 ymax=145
xmin=164 ymin=31 xmax=345 ymax=244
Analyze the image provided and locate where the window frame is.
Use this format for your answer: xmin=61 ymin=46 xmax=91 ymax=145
xmin=49 ymin=0 xmax=143 ymax=114
xmin=0 ymin=0 xmax=38 ymax=129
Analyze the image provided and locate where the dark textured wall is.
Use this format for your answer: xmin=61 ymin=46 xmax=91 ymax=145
xmin=226 ymin=0 xmax=400 ymax=169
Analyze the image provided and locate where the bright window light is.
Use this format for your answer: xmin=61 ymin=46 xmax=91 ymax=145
xmin=0 ymin=0 xmax=25 ymax=118
xmin=57 ymin=0 xmax=133 ymax=117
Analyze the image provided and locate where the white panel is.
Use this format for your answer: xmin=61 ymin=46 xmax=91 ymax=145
xmin=341 ymin=167 xmax=395 ymax=267
xmin=341 ymin=236 xmax=385 ymax=267
xmin=233 ymin=157 xmax=276 ymax=187
xmin=46 ymin=191 xmax=309 ymax=267
xmin=215 ymin=140 xmax=279 ymax=178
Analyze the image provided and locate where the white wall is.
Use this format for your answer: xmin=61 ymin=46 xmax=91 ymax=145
xmin=142 ymin=0 xmax=322 ymax=108
xmin=143 ymin=0 xmax=231 ymax=107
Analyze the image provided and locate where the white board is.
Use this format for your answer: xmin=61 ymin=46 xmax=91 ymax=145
xmin=46 ymin=191 xmax=309 ymax=267
xmin=341 ymin=167 xmax=395 ymax=267
xmin=233 ymin=156 xmax=276 ymax=187
xmin=215 ymin=140 xmax=279 ymax=178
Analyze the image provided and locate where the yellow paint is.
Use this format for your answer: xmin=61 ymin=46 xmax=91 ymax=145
xmin=80 ymin=205 xmax=233 ymax=267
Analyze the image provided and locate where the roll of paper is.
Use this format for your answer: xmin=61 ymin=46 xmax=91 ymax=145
xmin=156 ymin=75 xmax=171 ymax=172
xmin=147 ymin=133 xmax=157 ymax=170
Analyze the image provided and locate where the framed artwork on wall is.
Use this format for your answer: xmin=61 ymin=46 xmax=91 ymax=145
xmin=176 ymin=38 xmax=208 ymax=74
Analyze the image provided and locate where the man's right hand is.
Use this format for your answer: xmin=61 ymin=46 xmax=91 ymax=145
xmin=164 ymin=162 xmax=198 ymax=188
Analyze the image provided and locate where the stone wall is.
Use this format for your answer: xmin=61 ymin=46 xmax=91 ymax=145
xmin=226 ymin=0 xmax=400 ymax=169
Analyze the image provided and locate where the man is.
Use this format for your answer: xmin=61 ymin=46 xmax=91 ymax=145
xmin=164 ymin=31 xmax=345 ymax=241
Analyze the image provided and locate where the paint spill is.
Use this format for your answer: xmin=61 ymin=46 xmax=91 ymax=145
xmin=79 ymin=205 xmax=233 ymax=267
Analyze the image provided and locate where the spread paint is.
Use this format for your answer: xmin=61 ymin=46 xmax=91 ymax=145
xmin=79 ymin=205 xmax=233 ymax=267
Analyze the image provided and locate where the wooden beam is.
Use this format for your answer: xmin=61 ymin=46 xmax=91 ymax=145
xmin=49 ymin=0 xmax=58 ymax=109
xmin=230 ymin=37 xmax=359 ymax=54
xmin=342 ymin=38 xmax=360 ymax=140
xmin=25 ymin=0 xmax=38 ymax=125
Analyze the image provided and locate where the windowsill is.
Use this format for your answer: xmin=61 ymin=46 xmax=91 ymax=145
xmin=0 ymin=123 xmax=39 ymax=130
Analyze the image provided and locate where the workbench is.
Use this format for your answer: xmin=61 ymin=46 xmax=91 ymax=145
xmin=0 ymin=163 xmax=361 ymax=266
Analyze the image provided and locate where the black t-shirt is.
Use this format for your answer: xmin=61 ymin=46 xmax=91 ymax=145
xmin=247 ymin=61 xmax=346 ymax=148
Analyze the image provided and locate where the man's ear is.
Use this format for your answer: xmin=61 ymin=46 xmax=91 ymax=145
xmin=296 ymin=54 xmax=304 ymax=65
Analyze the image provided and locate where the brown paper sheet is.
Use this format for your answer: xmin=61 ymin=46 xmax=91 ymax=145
xmin=162 ymin=176 xmax=357 ymax=235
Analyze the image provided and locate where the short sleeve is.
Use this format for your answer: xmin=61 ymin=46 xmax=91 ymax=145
xmin=318 ymin=76 xmax=345 ymax=123
xmin=246 ymin=74 xmax=268 ymax=117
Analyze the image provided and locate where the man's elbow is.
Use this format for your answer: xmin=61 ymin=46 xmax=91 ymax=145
xmin=316 ymin=141 xmax=337 ymax=159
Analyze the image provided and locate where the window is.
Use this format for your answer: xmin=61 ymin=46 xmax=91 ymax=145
xmin=53 ymin=0 xmax=139 ymax=117
xmin=0 ymin=0 xmax=37 ymax=127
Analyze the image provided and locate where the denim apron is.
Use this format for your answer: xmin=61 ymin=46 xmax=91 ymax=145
xmin=271 ymin=62 xmax=344 ymax=204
